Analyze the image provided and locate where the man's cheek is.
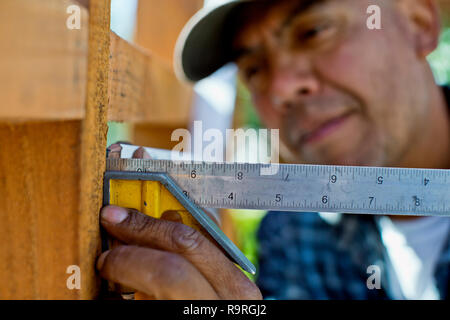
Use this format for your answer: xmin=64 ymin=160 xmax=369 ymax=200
xmin=253 ymin=95 xmax=282 ymax=129
xmin=315 ymin=25 xmax=392 ymax=103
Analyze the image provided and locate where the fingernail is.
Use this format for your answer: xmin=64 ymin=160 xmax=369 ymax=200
xmin=132 ymin=147 xmax=152 ymax=159
xmin=101 ymin=206 xmax=128 ymax=224
xmin=96 ymin=250 xmax=110 ymax=270
xmin=142 ymin=149 xmax=151 ymax=159
xmin=161 ymin=210 xmax=183 ymax=223
xmin=107 ymin=144 xmax=122 ymax=152
xmin=107 ymin=144 xmax=122 ymax=159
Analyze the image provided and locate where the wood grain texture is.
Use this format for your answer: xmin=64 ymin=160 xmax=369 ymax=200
xmin=108 ymin=33 xmax=193 ymax=125
xmin=0 ymin=121 xmax=82 ymax=299
xmin=78 ymin=0 xmax=111 ymax=300
xmin=0 ymin=0 xmax=89 ymax=121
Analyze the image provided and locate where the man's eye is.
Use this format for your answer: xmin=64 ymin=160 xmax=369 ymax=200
xmin=294 ymin=23 xmax=336 ymax=45
xmin=301 ymin=27 xmax=322 ymax=39
xmin=244 ymin=66 xmax=261 ymax=80
xmin=297 ymin=23 xmax=331 ymax=41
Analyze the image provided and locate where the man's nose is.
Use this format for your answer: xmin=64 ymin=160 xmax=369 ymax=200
xmin=269 ymin=59 xmax=320 ymax=112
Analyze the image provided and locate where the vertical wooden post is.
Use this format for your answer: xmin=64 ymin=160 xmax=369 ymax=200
xmin=78 ymin=0 xmax=111 ymax=299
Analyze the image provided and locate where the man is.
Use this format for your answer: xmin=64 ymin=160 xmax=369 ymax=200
xmin=98 ymin=0 xmax=450 ymax=299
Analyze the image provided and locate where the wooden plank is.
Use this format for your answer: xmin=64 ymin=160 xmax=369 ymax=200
xmin=108 ymin=33 xmax=193 ymax=125
xmin=0 ymin=121 xmax=82 ymax=299
xmin=0 ymin=0 xmax=192 ymax=125
xmin=78 ymin=0 xmax=111 ymax=299
xmin=134 ymin=0 xmax=203 ymax=66
xmin=132 ymin=124 xmax=188 ymax=149
xmin=0 ymin=0 xmax=88 ymax=121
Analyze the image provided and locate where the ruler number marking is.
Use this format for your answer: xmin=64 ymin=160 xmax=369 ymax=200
xmin=413 ymin=196 xmax=421 ymax=207
xmin=377 ymin=176 xmax=384 ymax=185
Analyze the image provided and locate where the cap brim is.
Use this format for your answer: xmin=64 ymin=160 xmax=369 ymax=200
xmin=174 ymin=0 xmax=252 ymax=83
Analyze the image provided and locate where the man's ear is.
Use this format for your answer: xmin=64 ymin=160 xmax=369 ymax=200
xmin=396 ymin=0 xmax=441 ymax=58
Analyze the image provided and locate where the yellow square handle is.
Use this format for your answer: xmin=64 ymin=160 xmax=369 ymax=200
xmin=108 ymin=178 xmax=212 ymax=300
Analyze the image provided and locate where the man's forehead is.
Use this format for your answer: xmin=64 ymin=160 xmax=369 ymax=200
xmin=233 ymin=0 xmax=332 ymax=49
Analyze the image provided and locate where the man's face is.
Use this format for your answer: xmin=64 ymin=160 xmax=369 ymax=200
xmin=234 ymin=0 xmax=439 ymax=166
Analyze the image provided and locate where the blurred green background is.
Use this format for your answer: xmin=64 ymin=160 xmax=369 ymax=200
xmin=429 ymin=28 xmax=450 ymax=85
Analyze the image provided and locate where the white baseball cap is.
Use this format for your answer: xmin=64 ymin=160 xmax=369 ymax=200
xmin=174 ymin=0 xmax=255 ymax=83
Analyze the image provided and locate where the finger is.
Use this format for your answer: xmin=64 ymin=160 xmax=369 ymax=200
xmin=107 ymin=143 xmax=122 ymax=159
xmin=160 ymin=210 xmax=184 ymax=223
xmin=107 ymin=142 xmax=136 ymax=159
xmin=132 ymin=147 xmax=151 ymax=159
xmin=101 ymin=206 xmax=262 ymax=300
xmin=97 ymin=245 xmax=219 ymax=300
xmin=160 ymin=208 xmax=220 ymax=227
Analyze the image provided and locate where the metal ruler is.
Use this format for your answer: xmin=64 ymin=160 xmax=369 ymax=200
xmin=106 ymin=158 xmax=450 ymax=217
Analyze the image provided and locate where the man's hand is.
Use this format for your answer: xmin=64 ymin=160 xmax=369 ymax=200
xmin=99 ymin=143 xmax=262 ymax=299
xmin=97 ymin=206 xmax=262 ymax=300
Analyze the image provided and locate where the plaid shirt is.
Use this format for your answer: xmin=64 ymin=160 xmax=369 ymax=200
xmin=256 ymin=212 xmax=450 ymax=300
xmin=256 ymin=87 xmax=450 ymax=300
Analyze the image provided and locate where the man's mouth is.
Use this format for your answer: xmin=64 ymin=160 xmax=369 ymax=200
xmin=300 ymin=111 xmax=355 ymax=146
